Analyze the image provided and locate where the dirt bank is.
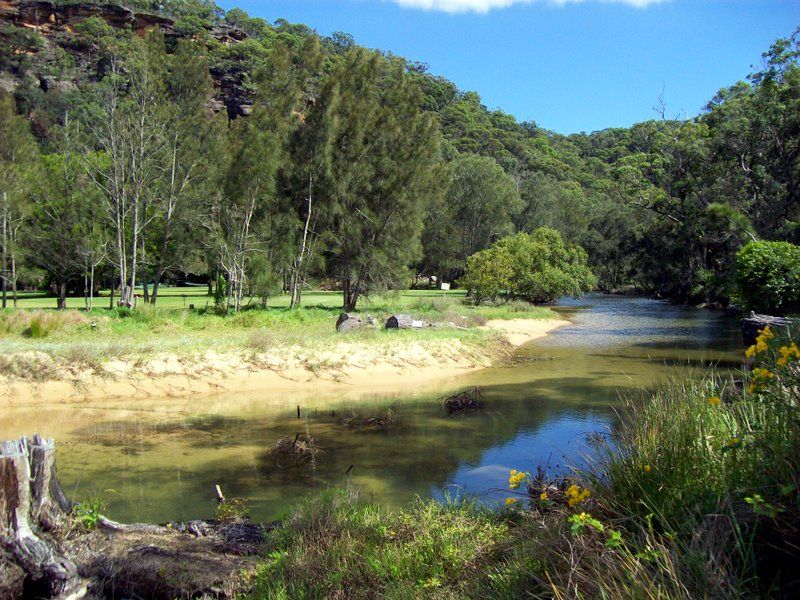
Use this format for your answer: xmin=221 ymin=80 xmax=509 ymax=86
xmin=0 ymin=319 xmax=569 ymax=403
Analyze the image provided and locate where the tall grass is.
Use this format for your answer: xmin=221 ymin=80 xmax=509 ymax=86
xmin=531 ymin=326 xmax=800 ymax=597
xmin=247 ymin=327 xmax=800 ymax=598
xmin=250 ymin=488 xmax=510 ymax=599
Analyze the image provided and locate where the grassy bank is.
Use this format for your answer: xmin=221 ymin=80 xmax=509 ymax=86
xmin=0 ymin=288 xmax=558 ymax=384
xmin=243 ymin=327 xmax=799 ymax=598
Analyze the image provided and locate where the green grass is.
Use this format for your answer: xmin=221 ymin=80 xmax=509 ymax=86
xmin=249 ymin=488 xmax=517 ymax=599
xmin=245 ymin=328 xmax=800 ymax=599
xmin=0 ymin=288 xmax=557 ymax=377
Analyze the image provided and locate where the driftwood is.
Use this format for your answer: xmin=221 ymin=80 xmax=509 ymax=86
xmin=443 ymin=387 xmax=484 ymax=414
xmin=0 ymin=435 xmax=83 ymax=598
xmin=336 ymin=312 xmax=363 ymax=332
xmin=741 ymin=312 xmax=797 ymax=346
xmin=266 ymin=435 xmax=320 ymax=468
xmin=342 ymin=405 xmax=398 ymax=432
xmin=386 ymin=314 xmax=428 ymax=329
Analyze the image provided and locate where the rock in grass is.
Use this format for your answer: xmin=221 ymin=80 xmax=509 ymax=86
xmin=386 ymin=314 xmax=428 ymax=329
xmin=336 ymin=313 xmax=363 ymax=332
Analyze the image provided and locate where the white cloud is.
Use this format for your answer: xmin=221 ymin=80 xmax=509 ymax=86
xmin=392 ymin=0 xmax=667 ymax=13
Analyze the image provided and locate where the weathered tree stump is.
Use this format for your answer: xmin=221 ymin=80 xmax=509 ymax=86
xmin=336 ymin=313 xmax=363 ymax=332
xmin=0 ymin=435 xmax=81 ymax=598
xmin=385 ymin=314 xmax=427 ymax=329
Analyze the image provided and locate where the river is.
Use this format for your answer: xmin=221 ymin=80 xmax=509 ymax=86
xmin=0 ymin=294 xmax=743 ymax=523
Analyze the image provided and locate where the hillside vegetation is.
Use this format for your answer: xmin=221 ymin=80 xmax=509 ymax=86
xmin=0 ymin=1 xmax=798 ymax=311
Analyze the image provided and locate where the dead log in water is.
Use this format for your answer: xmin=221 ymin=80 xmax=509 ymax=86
xmin=443 ymin=387 xmax=484 ymax=415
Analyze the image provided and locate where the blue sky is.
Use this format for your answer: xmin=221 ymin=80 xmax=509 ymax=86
xmin=217 ymin=1 xmax=798 ymax=134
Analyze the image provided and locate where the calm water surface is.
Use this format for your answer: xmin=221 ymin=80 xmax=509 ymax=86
xmin=0 ymin=294 xmax=742 ymax=522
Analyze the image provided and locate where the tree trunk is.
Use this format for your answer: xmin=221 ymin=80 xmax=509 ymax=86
xmin=0 ymin=435 xmax=79 ymax=598
xmin=57 ymin=282 xmax=67 ymax=310
xmin=1 ymin=192 xmax=7 ymax=310
xmin=83 ymin=268 xmax=89 ymax=310
xmin=88 ymin=262 xmax=95 ymax=311
xmin=11 ymin=251 xmax=17 ymax=308
xmin=290 ymin=176 xmax=314 ymax=309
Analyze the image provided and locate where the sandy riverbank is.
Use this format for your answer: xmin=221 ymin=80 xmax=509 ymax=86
xmin=0 ymin=318 xmax=569 ymax=403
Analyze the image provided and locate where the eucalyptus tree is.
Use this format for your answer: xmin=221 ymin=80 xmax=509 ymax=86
xmin=212 ymin=102 xmax=284 ymax=312
xmin=83 ymin=32 xmax=170 ymax=307
xmin=148 ymin=39 xmax=221 ymax=304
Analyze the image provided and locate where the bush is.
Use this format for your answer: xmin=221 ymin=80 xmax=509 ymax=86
xmin=458 ymin=228 xmax=596 ymax=305
xmin=736 ymin=240 xmax=800 ymax=315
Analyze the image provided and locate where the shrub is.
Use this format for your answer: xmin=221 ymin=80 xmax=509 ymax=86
xmin=458 ymin=228 xmax=596 ymax=305
xmin=735 ymin=240 xmax=800 ymax=315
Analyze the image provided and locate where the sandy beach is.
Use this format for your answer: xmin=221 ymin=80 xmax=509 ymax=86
xmin=0 ymin=318 xmax=569 ymax=403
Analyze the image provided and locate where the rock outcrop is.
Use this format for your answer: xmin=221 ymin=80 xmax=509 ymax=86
xmin=0 ymin=0 xmax=254 ymax=118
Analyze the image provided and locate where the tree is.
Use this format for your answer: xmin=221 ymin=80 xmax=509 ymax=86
xmin=459 ymin=229 xmax=596 ymax=305
xmin=84 ymin=33 xmax=171 ymax=307
xmin=27 ymin=133 xmax=101 ymax=309
xmin=211 ymin=105 xmax=283 ymax=312
xmin=148 ymin=39 xmax=219 ymax=304
xmin=422 ymin=154 xmax=520 ymax=284
xmin=319 ymin=49 xmax=442 ymax=311
xmin=736 ymin=241 xmax=800 ymax=315
xmin=0 ymin=94 xmax=38 ymax=308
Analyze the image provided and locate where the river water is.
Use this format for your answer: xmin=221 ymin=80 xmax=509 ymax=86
xmin=0 ymin=294 xmax=743 ymax=523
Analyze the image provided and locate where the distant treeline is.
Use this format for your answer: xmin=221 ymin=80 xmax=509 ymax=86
xmin=0 ymin=0 xmax=798 ymax=309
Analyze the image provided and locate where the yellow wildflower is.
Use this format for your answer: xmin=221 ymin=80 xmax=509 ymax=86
xmin=566 ymin=484 xmax=591 ymax=507
xmin=708 ymin=396 xmax=721 ymax=406
xmin=505 ymin=497 xmax=518 ymax=507
xmin=777 ymin=343 xmax=800 ymax=367
xmin=747 ymin=327 xmax=776 ymax=359
xmin=749 ymin=367 xmax=775 ymax=393
xmin=643 ymin=464 xmax=652 ymax=473
xmin=753 ymin=368 xmax=775 ymax=379
xmin=508 ymin=470 xmax=527 ymax=490
xmin=539 ymin=492 xmax=548 ymax=501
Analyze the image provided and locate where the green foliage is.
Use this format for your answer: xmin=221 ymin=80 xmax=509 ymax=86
xmin=459 ymin=229 xmax=596 ymax=304
xmin=251 ymin=489 xmax=508 ymax=599
xmin=0 ymin=3 xmax=798 ymax=314
xmin=736 ymin=241 xmax=800 ymax=314
xmin=317 ymin=49 xmax=443 ymax=310
xmin=457 ymin=245 xmax=514 ymax=305
xmin=216 ymin=497 xmax=250 ymax=523
xmin=422 ymin=153 xmax=520 ymax=282
xmin=74 ymin=494 xmax=105 ymax=531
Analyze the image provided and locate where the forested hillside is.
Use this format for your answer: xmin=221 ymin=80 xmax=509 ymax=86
xmin=1 ymin=0 xmax=798 ymax=309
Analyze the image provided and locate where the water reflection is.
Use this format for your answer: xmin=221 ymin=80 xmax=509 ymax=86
xmin=0 ymin=294 xmax=742 ymax=523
